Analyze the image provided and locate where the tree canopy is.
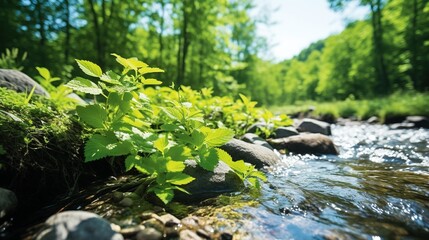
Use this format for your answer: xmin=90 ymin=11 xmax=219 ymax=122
xmin=0 ymin=0 xmax=428 ymax=105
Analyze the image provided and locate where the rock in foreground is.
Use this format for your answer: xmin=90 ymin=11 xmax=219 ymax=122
xmin=297 ymin=118 xmax=331 ymax=135
xmin=268 ymin=133 xmax=338 ymax=155
xmin=36 ymin=211 xmax=123 ymax=240
xmin=0 ymin=187 xmax=18 ymax=219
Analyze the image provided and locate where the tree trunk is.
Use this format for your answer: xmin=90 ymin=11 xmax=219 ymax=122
xmin=87 ymin=0 xmax=103 ymax=68
xmin=64 ymin=0 xmax=71 ymax=63
xmin=370 ymin=0 xmax=389 ymax=94
xmin=158 ymin=0 xmax=165 ymax=67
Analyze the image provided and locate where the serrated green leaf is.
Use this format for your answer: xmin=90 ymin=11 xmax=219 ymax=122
xmin=84 ymin=134 xmax=132 ymax=161
xmin=76 ymin=104 xmax=107 ymax=128
xmin=111 ymin=54 xmax=148 ymax=70
xmin=125 ymin=154 xmax=141 ymax=171
xmin=165 ymin=145 xmax=191 ymax=161
xmin=161 ymin=107 xmax=183 ymax=121
xmin=166 ymin=172 xmax=195 ymax=185
xmin=142 ymin=78 xmax=162 ymax=85
xmin=216 ymin=148 xmax=233 ymax=162
xmin=139 ymin=67 xmax=165 ymax=75
xmin=36 ymin=67 xmax=50 ymax=80
xmin=199 ymin=148 xmax=219 ymax=171
xmin=107 ymin=92 xmax=121 ymax=107
xmin=76 ymin=59 xmax=102 ymax=77
xmin=166 ymin=161 xmax=186 ymax=172
xmin=100 ymin=71 xmax=121 ymax=85
xmin=154 ymin=135 xmax=169 ymax=154
xmin=190 ymin=130 xmax=205 ymax=147
xmin=203 ymin=128 xmax=234 ymax=147
xmin=153 ymin=187 xmax=174 ymax=205
xmin=66 ymin=77 xmax=102 ymax=95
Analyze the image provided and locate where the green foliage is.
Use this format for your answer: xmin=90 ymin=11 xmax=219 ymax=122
xmin=0 ymin=87 xmax=84 ymax=186
xmin=67 ymin=54 xmax=267 ymax=204
xmin=271 ymin=91 xmax=429 ymax=122
xmin=0 ymin=48 xmax=27 ymax=70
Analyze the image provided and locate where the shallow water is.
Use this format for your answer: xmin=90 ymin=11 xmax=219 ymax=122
xmin=221 ymin=124 xmax=429 ymax=239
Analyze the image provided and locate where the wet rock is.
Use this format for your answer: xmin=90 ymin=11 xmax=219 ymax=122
xmin=35 ymin=210 xmax=123 ymax=240
xmin=390 ymin=122 xmax=415 ymax=130
xmin=270 ymin=126 xmax=299 ymax=139
xmin=197 ymin=228 xmax=212 ymax=239
xmin=268 ymin=133 xmax=338 ymax=155
xmin=118 ymin=197 xmax=133 ymax=207
xmin=140 ymin=211 xmax=156 ymax=221
xmin=158 ymin=213 xmax=180 ymax=226
xmin=405 ymin=116 xmax=429 ymax=128
xmin=142 ymin=218 xmax=164 ymax=233
xmin=112 ymin=192 xmax=124 ymax=202
xmin=220 ymin=232 xmax=233 ymax=240
xmin=136 ymin=227 xmax=162 ymax=240
xmin=366 ymin=116 xmax=379 ymax=124
xmin=180 ymin=229 xmax=203 ymax=240
xmin=297 ymin=118 xmax=331 ymax=135
xmin=0 ymin=187 xmax=18 ymax=218
xmin=181 ymin=216 xmax=200 ymax=230
xmin=175 ymin=160 xmax=244 ymax=203
xmin=241 ymin=133 xmax=274 ymax=150
xmin=220 ymin=138 xmax=281 ymax=168
xmin=0 ymin=69 xmax=50 ymax=96
xmin=120 ymin=225 xmax=145 ymax=237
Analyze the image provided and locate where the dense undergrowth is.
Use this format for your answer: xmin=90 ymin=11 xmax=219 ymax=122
xmin=270 ymin=92 xmax=429 ymax=122
xmin=0 ymin=54 xmax=293 ymax=206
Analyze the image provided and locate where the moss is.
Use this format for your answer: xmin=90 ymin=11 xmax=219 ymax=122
xmin=0 ymin=87 xmax=86 ymax=208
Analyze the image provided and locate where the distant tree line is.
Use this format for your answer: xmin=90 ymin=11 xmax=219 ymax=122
xmin=0 ymin=0 xmax=427 ymax=105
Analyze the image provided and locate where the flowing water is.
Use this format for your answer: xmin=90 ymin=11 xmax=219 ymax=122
xmin=214 ymin=124 xmax=429 ymax=239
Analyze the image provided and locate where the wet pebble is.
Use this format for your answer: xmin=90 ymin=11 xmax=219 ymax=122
xmin=118 ymin=197 xmax=134 ymax=207
xmin=220 ymin=232 xmax=233 ymax=240
xmin=180 ymin=229 xmax=203 ymax=240
xmin=143 ymin=218 xmax=164 ymax=233
xmin=136 ymin=227 xmax=163 ymax=240
xmin=120 ymin=225 xmax=145 ymax=237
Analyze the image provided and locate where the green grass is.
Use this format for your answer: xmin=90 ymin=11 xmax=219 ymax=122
xmin=269 ymin=92 xmax=429 ymax=123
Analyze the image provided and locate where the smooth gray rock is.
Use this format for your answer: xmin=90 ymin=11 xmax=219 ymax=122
xmin=268 ymin=133 xmax=338 ymax=155
xmin=0 ymin=69 xmax=50 ymax=96
xmin=36 ymin=211 xmax=123 ymax=240
xmin=220 ymin=138 xmax=281 ymax=168
xmin=271 ymin=126 xmax=299 ymax=139
xmin=241 ymin=133 xmax=274 ymax=150
xmin=174 ymin=160 xmax=244 ymax=203
xmin=390 ymin=122 xmax=416 ymax=130
xmin=366 ymin=116 xmax=379 ymax=124
xmin=297 ymin=118 xmax=331 ymax=135
xmin=405 ymin=116 xmax=429 ymax=128
xmin=0 ymin=187 xmax=18 ymax=218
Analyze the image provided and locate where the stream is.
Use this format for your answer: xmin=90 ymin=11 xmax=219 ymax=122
xmin=216 ymin=124 xmax=429 ymax=239
xmin=3 ymin=124 xmax=429 ymax=239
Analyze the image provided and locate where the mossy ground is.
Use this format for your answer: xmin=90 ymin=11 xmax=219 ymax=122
xmin=0 ymin=87 xmax=87 ymax=208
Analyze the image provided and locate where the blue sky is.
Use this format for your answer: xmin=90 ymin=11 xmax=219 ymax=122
xmin=252 ymin=0 xmax=369 ymax=61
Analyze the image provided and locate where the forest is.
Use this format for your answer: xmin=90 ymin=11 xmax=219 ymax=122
xmin=0 ymin=0 xmax=428 ymax=105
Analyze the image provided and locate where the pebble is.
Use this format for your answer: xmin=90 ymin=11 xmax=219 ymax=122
xmin=143 ymin=218 xmax=164 ymax=233
xmin=136 ymin=227 xmax=163 ymax=240
xmin=120 ymin=225 xmax=145 ymax=237
xmin=220 ymin=232 xmax=233 ymax=240
xmin=112 ymin=192 xmax=124 ymax=202
xmin=158 ymin=213 xmax=181 ymax=226
xmin=180 ymin=229 xmax=203 ymax=240
xmin=118 ymin=197 xmax=134 ymax=207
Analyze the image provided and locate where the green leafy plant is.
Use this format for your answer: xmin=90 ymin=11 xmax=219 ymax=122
xmin=66 ymin=54 xmax=266 ymax=204
xmin=0 ymin=48 xmax=27 ymax=70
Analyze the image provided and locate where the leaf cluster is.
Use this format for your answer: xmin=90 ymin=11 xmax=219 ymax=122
xmin=66 ymin=54 xmax=267 ymax=204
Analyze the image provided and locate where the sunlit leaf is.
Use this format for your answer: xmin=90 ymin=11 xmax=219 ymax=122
xmin=139 ymin=67 xmax=165 ymax=74
xmin=84 ymin=133 xmax=132 ymax=161
xmin=166 ymin=172 xmax=195 ymax=185
xmin=76 ymin=104 xmax=107 ymax=128
xmin=203 ymin=128 xmax=234 ymax=147
xmin=65 ymin=77 xmax=102 ymax=95
xmin=142 ymin=78 xmax=162 ymax=85
xmin=76 ymin=59 xmax=102 ymax=77
xmin=36 ymin=67 xmax=51 ymax=80
xmin=153 ymin=187 xmax=174 ymax=204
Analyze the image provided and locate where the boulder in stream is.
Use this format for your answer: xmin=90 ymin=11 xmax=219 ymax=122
xmin=35 ymin=210 xmax=123 ymax=240
xmin=297 ymin=118 xmax=331 ymax=135
xmin=174 ymin=159 xmax=244 ymax=203
xmin=271 ymin=126 xmax=299 ymax=139
xmin=220 ymin=138 xmax=281 ymax=168
xmin=268 ymin=133 xmax=338 ymax=155
xmin=405 ymin=116 xmax=429 ymax=128
xmin=241 ymin=133 xmax=274 ymax=150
